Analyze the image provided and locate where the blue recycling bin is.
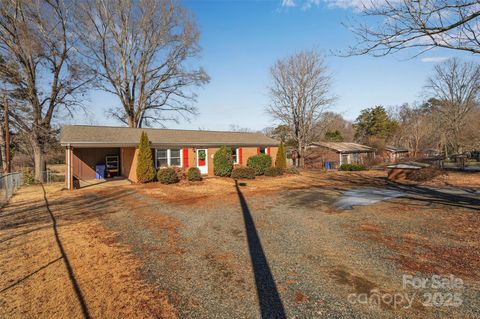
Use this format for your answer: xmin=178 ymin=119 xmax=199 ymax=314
xmin=95 ymin=164 xmax=106 ymax=179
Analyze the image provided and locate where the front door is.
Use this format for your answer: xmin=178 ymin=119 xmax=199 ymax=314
xmin=197 ymin=149 xmax=208 ymax=174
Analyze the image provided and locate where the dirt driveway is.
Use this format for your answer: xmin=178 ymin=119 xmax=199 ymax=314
xmin=1 ymin=171 xmax=479 ymax=318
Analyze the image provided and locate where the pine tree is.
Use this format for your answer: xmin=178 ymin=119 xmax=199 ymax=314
xmin=136 ymin=132 xmax=156 ymax=183
xmin=275 ymin=141 xmax=287 ymax=169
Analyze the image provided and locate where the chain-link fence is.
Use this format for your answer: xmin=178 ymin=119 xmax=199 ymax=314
xmin=0 ymin=172 xmax=24 ymax=207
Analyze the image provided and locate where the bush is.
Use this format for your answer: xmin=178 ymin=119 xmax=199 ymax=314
xmin=157 ymin=168 xmax=179 ymax=184
xmin=213 ymin=146 xmax=234 ymax=177
xmin=285 ymin=167 xmax=300 ymax=175
xmin=23 ymin=170 xmax=35 ymax=185
xmin=247 ymin=154 xmax=272 ymax=175
xmin=339 ymin=164 xmax=367 ymax=171
xmin=172 ymin=167 xmax=186 ymax=180
xmin=186 ymin=167 xmax=202 ymax=181
xmin=264 ymin=167 xmax=284 ymax=177
xmin=275 ymin=142 xmax=287 ymax=169
xmin=136 ymin=132 xmax=155 ymax=183
xmin=231 ymin=167 xmax=255 ymax=179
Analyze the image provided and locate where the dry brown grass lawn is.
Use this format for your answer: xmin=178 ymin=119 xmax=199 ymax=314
xmin=0 ymin=184 xmax=176 ymax=319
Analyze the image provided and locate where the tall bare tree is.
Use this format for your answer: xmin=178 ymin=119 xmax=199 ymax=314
xmin=76 ymin=0 xmax=209 ymax=128
xmin=267 ymin=51 xmax=334 ymax=167
xmin=0 ymin=0 xmax=90 ymax=181
xmin=424 ymin=58 xmax=480 ymax=154
xmin=345 ymin=0 xmax=480 ymax=56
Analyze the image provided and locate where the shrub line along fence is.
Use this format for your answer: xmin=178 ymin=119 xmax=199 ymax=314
xmin=0 ymin=172 xmax=24 ymax=207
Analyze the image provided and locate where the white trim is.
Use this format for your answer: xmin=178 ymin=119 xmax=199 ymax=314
xmin=232 ymin=147 xmax=240 ymax=164
xmin=196 ymin=149 xmax=208 ymax=174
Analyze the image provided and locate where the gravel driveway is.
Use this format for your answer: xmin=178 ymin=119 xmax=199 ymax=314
xmin=96 ymin=180 xmax=480 ymax=319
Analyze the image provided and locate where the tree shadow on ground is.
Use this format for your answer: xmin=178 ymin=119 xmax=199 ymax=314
xmin=235 ymin=180 xmax=286 ymax=319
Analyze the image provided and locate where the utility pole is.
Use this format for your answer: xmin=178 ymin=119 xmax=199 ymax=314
xmin=4 ymin=97 xmax=10 ymax=173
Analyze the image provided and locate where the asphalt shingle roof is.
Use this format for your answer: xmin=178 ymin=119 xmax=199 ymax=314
xmin=60 ymin=125 xmax=279 ymax=147
xmin=310 ymin=142 xmax=374 ymax=153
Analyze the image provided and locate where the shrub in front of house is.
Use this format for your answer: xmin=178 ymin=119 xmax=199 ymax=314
xmin=213 ymin=146 xmax=234 ymax=177
xmin=136 ymin=132 xmax=156 ymax=183
xmin=172 ymin=167 xmax=186 ymax=180
xmin=275 ymin=142 xmax=287 ymax=169
xmin=186 ymin=167 xmax=203 ymax=181
xmin=339 ymin=164 xmax=367 ymax=171
xmin=231 ymin=167 xmax=255 ymax=179
xmin=264 ymin=167 xmax=284 ymax=177
xmin=157 ymin=167 xmax=179 ymax=184
xmin=247 ymin=153 xmax=272 ymax=175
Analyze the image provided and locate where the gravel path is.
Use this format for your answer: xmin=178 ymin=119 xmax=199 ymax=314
xmin=98 ymin=183 xmax=480 ymax=319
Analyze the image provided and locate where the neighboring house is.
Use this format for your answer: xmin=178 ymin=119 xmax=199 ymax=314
xmin=305 ymin=142 xmax=374 ymax=168
xmin=384 ymin=146 xmax=409 ymax=162
xmin=60 ymin=125 xmax=279 ymax=189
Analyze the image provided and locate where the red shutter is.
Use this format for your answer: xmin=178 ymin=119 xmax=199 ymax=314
xmin=257 ymin=147 xmax=260 ymax=154
xmin=267 ymin=147 xmax=270 ymax=155
xmin=183 ymin=148 xmax=189 ymax=168
xmin=239 ymin=147 xmax=243 ymax=164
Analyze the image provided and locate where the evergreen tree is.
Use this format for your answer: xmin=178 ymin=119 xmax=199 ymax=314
xmin=213 ymin=146 xmax=234 ymax=177
xmin=275 ymin=142 xmax=287 ymax=169
xmin=136 ymin=132 xmax=155 ymax=183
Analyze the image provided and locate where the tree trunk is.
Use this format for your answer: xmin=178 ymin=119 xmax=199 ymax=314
xmin=32 ymin=139 xmax=46 ymax=182
xmin=0 ymin=124 xmax=6 ymax=173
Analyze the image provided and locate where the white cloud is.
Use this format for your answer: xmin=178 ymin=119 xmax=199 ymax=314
xmin=421 ymin=56 xmax=450 ymax=63
xmin=282 ymin=0 xmax=296 ymax=7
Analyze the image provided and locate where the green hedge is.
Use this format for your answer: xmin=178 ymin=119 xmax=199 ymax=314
xmin=157 ymin=168 xmax=179 ymax=184
xmin=186 ymin=167 xmax=202 ymax=181
xmin=231 ymin=167 xmax=255 ymax=179
xmin=214 ymin=146 xmax=234 ymax=177
xmin=247 ymin=154 xmax=272 ymax=175
xmin=264 ymin=167 xmax=284 ymax=177
xmin=339 ymin=164 xmax=367 ymax=171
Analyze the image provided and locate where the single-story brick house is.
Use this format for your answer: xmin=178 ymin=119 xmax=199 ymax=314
xmin=60 ymin=125 xmax=279 ymax=189
xmin=305 ymin=142 xmax=374 ymax=168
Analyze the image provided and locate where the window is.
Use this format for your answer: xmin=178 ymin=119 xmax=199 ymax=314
xmin=351 ymin=153 xmax=359 ymax=164
xmin=156 ymin=148 xmax=182 ymax=168
xmin=156 ymin=149 xmax=168 ymax=167
xmin=231 ymin=148 xmax=239 ymax=164
xmin=170 ymin=149 xmax=181 ymax=166
xmin=259 ymin=147 xmax=268 ymax=154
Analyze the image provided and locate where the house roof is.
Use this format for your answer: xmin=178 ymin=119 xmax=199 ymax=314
xmin=309 ymin=142 xmax=374 ymax=153
xmin=60 ymin=125 xmax=279 ymax=148
xmin=386 ymin=146 xmax=409 ymax=153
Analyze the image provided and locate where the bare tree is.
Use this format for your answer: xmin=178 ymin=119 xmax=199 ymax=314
xmin=267 ymin=51 xmax=334 ymax=167
xmin=0 ymin=0 xmax=91 ymax=181
xmin=76 ymin=0 xmax=209 ymax=128
xmin=393 ymin=104 xmax=434 ymax=157
xmin=345 ymin=0 xmax=480 ymax=56
xmin=424 ymin=58 xmax=480 ymax=154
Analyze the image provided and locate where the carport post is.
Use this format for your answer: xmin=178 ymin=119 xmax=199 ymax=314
xmin=66 ymin=144 xmax=73 ymax=190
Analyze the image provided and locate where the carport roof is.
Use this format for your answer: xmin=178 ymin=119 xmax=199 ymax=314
xmin=60 ymin=125 xmax=279 ymax=147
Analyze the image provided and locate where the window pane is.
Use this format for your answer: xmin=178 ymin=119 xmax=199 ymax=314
xmin=231 ymin=148 xmax=237 ymax=163
xmin=157 ymin=149 xmax=167 ymax=158
xmin=170 ymin=158 xmax=181 ymax=166
xmin=260 ymin=148 xmax=266 ymax=154
xmin=170 ymin=149 xmax=180 ymax=158
xmin=158 ymin=158 xmax=168 ymax=167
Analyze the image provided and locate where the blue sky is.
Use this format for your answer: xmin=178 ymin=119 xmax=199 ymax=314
xmin=73 ymin=0 xmax=472 ymax=131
